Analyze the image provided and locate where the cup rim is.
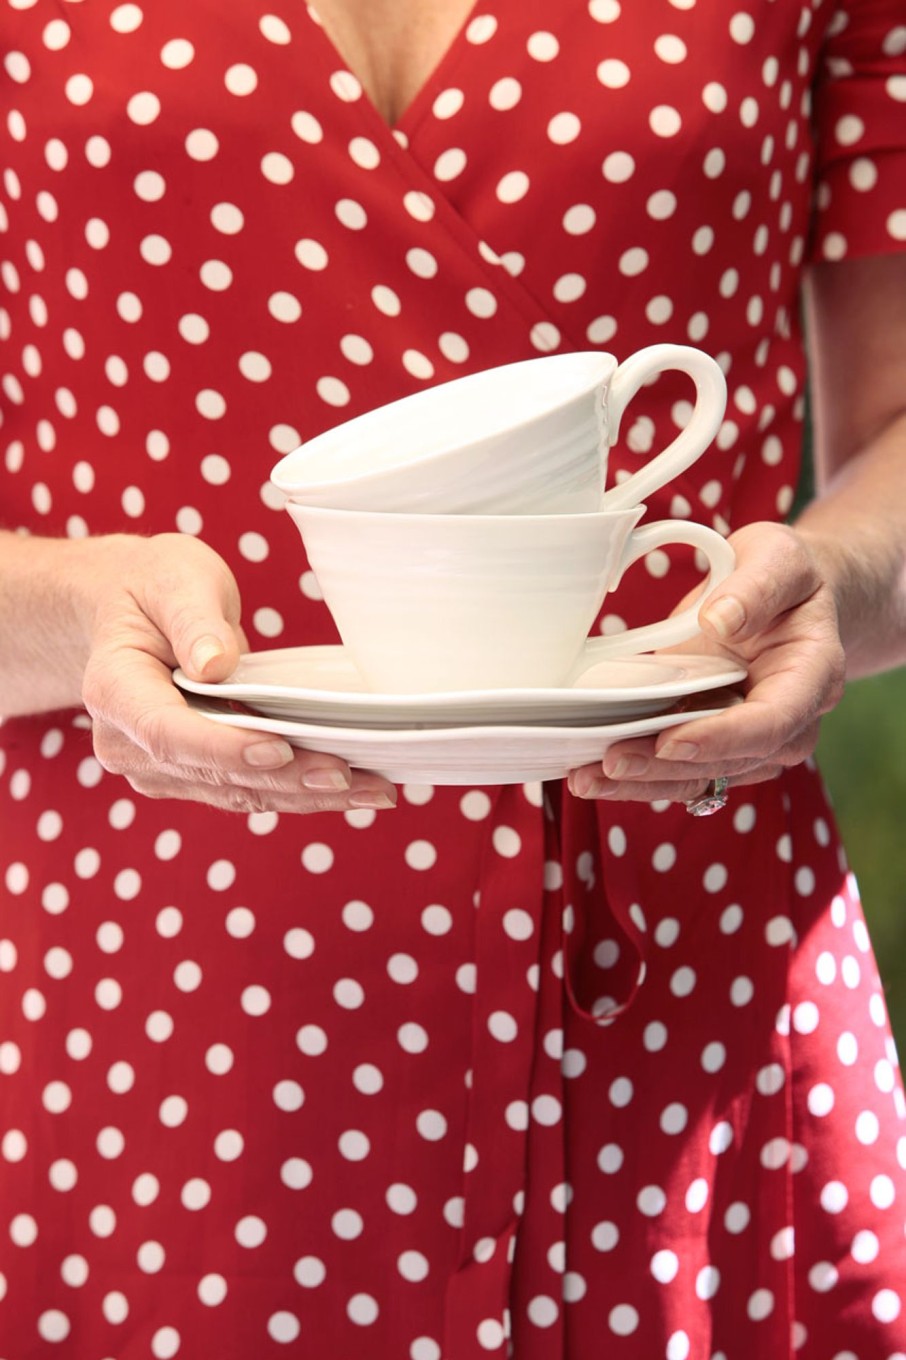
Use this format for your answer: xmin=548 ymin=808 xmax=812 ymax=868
xmin=284 ymin=501 xmax=648 ymax=526
xmin=271 ymin=350 xmax=616 ymax=492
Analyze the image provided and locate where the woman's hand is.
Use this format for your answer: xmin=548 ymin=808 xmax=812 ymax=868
xmin=567 ymin=521 xmax=847 ymax=804
xmin=77 ymin=533 xmax=398 ymax=814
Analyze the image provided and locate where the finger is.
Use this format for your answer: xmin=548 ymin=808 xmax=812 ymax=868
xmin=126 ymin=768 xmax=398 ymax=814
xmin=98 ymin=718 xmax=398 ymax=802
xmin=87 ymin=653 xmax=378 ymax=791
xmin=142 ymin=536 xmax=245 ymax=683
xmin=698 ymin=523 xmax=821 ymax=644
xmin=652 ymin=690 xmax=824 ymax=768
xmin=568 ymin=763 xmax=786 ymax=803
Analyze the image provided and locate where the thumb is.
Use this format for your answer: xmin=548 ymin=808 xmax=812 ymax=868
xmin=698 ymin=523 xmax=820 ymax=643
xmin=154 ymin=554 xmax=245 ymax=684
xmin=181 ymin=626 xmax=243 ymax=684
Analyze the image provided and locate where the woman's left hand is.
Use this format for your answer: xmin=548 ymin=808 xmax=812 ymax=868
xmin=567 ymin=520 xmax=847 ymax=804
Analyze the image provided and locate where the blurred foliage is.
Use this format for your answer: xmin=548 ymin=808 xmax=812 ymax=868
xmin=818 ymin=672 xmax=906 ymax=1057
xmin=795 ymin=415 xmax=905 ymax=1057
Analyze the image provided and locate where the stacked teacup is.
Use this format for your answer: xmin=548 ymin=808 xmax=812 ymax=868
xmin=269 ymin=345 xmax=732 ymax=697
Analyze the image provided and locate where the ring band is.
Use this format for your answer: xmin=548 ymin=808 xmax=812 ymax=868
xmin=685 ymin=776 xmax=730 ymax=817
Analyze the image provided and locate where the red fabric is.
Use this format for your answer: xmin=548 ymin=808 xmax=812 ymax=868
xmin=1 ymin=3 xmax=905 ymax=1357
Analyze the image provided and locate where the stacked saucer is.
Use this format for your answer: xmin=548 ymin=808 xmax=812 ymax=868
xmin=175 ymin=644 xmax=744 ymax=785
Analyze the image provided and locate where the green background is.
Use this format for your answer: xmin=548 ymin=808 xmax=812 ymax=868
xmin=818 ymin=672 xmax=906 ymax=1055
xmin=794 ymin=434 xmax=905 ymax=1059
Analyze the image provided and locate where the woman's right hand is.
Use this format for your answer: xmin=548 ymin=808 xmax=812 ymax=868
xmin=75 ymin=533 xmax=398 ymax=814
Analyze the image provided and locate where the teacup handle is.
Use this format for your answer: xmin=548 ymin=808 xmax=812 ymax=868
xmin=576 ymin=519 xmax=737 ymax=664
xmin=599 ymin=344 xmax=727 ymax=512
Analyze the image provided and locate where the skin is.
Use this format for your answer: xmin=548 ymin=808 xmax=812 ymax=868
xmin=1 ymin=7 xmax=905 ymax=816
xmin=568 ymin=254 xmax=906 ymax=804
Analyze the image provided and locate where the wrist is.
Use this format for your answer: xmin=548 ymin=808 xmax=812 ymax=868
xmin=0 ymin=532 xmax=143 ymax=715
xmin=793 ymin=518 xmax=901 ymax=676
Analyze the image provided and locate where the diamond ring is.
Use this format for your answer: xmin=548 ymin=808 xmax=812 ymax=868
xmin=685 ymin=776 xmax=730 ymax=817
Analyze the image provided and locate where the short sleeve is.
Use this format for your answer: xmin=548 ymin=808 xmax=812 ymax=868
xmin=809 ymin=0 xmax=906 ymax=262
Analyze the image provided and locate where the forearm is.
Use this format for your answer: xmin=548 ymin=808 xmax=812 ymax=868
xmin=794 ymin=410 xmax=906 ymax=678
xmin=0 ymin=531 xmax=119 ymax=717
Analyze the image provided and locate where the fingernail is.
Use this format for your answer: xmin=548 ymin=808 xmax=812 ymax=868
xmin=190 ymin=635 xmax=225 ymax=675
xmin=580 ymin=779 xmax=618 ymax=799
xmin=702 ymin=595 xmax=746 ymax=639
xmin=303 ymin=767 xmax=351 ymax=791
xmin=348 ymin=790 xmax=397 ymax=809
xmin=605 ymin=754 xmax=647 ymax=779
xmin=657 ymin=740 xmax=699 ymax=762
xmin=242 ymin=740 xmax=295 ymax=768
xmin=569 ymin=770 xmax=596 ymax=797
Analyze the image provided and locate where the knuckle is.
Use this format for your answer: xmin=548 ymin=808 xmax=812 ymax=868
xmin=820 ymin=649 xmax=847 ymax=713
xmin=164 ymin=598 xmax=206 ymax=650
xmin=90 ymin=720 xmax=135 ymax=777
xmin=125 ymin=773 xmax=170 ymax=801
xmin=132 ymin=707 xmax=170 ymax=763
xmin=221 ymin=786 xmax=274 ymax=816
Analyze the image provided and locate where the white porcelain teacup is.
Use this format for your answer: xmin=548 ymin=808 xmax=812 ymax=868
xmin=285 ymin=502 xmax=736 ymax=693
xmin=271 ymin=344 xmax=726 ymax=515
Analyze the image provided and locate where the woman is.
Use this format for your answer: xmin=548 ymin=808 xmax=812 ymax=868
xmin=1 ymin=1 xmax=904 ymax=1356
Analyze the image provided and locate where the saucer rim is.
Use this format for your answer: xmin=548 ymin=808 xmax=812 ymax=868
xmin=173 ymin=643 xmax=747 ymax=710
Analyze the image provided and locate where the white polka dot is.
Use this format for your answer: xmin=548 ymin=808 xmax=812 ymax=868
xmin=186 ymin=128 xmax=219 ymax=160
xmin=548 ymin=112 xmax=581 ymax=144
xmin=528 ymin=1295 xmax=559 ymax=1327
xmin=347 ymin=1294 xmax=379 ymax=1326
xmin=235 ymin=1216 xmax=267 ymax=1248
xmin=793 ymin=1001 xmax=819 ymax=1034
xmin=696 ymin=1266 xmax=721 ymax=1300
xmin=597 ymin=59 xmax=630 ymax=88
xmin=887 ymin=210 xmax=906 ymax=241
xmin=719 ymin=898 xmax=748 ymax=943
xmin=870 ymin=1173 xmax=895 ymax=1209
xmin=38 ymin=1311 xmax=70 ymax=1343
xmin=197 ymin=1274 xmax=227 ymax=1305
xmin=273 ymin=1080 xmax=305 ymax=1113
xmin=637 ymin=1185 xmax=667 ymax=1216
xmin=854 ymin=1109 xmax=876 ymax=1142
xmin=651 ymin=1249 xmax=680 ymax=1283
xmin=650 ymin=105 xmax=682 ymax=136
xmin=852 ymin=1229 xmax=880 ymax=1264
xmin=240 ymin=985 xmax=271 ymax=1017
xmin=294 ymin=1256 xmax=326 ymax=1287
xmin=151 ymin=1328 xmax=180 ymax=1359
xmin=280 ymin=1157 xmax=312 ymax=1188
xmin=609 ymin=1304 xmax=639 ymax=1336
xmin=434 ymin=147 xmax=467 ymax=180
xmin=496 ymin=169 xmax=530 ymax=204
xmin=527 ymin=30 xmax=559 ymax=60
xmin=416 ymin=1110 xmax=448 ymax=1141
xmin=465 ymin=287 xmax=497 ymax=318
xmin=488 ymin=1011 xmax=518 ymax=1042
xmin=710 ymin=1121 xmax=734 ymax=1155
xmin=748 ymin=1288 xmax=774 ymax=1321
xmin=872 ymin=1289 xmax=902 ymax=1323
xmin=477 ymin=1319 xmax=505 ymax=1350
xmin=670 ymin=966 xmax=696 ymax=997
xmin=262 ymin=152 xmax=294 ymax=184
xmin=820 ymin=1181 xmax=849 ymax=1214
xmin=398 ymin=1250 xmax=430 ymax=1282
xmin=267 ymin=1312 xmax=301 ymax=1343
xmin=807 ymin=1082 xmax=835 ymax=1117
xmin=60 ymin=1254 xmax=89 ymax=1287
xmin=225 ymin=63 xmax=257 ymax=96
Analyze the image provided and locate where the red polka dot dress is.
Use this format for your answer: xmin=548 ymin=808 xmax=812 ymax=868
xmin=2 ymin=2 xmax=906 ymax=1357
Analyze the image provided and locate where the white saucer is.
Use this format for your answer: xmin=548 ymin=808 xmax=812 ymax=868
xmin=173 ymin=645 xmax=746 ymax=727
xmin=183 ymin=693 xmax=738 ymax=785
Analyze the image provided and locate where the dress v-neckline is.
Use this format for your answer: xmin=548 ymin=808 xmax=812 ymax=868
xmin=303 ymin=0 xmax=485 ymax=138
